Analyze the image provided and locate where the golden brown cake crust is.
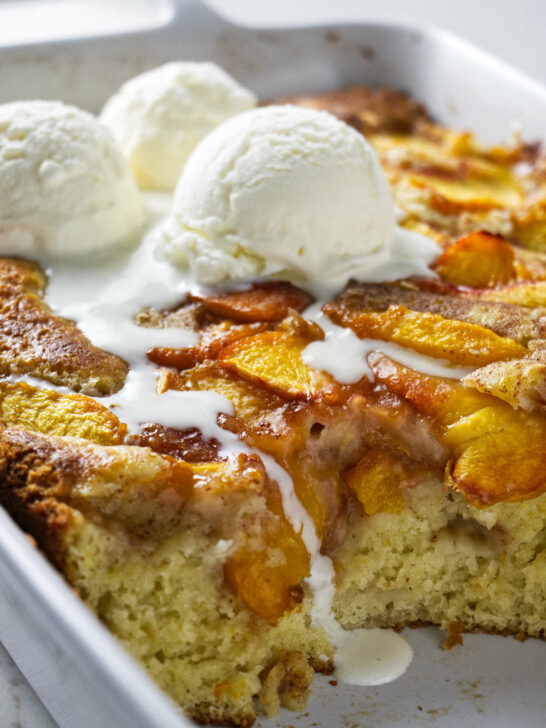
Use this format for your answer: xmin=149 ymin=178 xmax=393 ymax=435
xmin=275 ymin=86 xmax=431 ymax=135
xmin=0 ymin=425 xmax=80 ymax=569
xmin=0 ymin=258 xmax=128 ymax=395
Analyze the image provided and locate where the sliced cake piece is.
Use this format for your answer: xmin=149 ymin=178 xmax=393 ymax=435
xmin=0 ymin=425 xmax=331 ymax=726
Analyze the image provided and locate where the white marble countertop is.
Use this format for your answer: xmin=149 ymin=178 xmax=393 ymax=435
xmin=1 ymin=0 xmax=545 ymax=726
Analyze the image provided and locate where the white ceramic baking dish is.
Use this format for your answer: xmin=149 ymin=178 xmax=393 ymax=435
xmin=0 ymin=2 xmax=545 ymax=727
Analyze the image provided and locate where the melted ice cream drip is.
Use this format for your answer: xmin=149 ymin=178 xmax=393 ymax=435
xmin=302 ymin=224 xmax=440 ymax=301
xmin=308 ymin=556 xmax=413 ymax=685
xmin=302 ymin=303 xmax=473 ymax=382
xmin=44 ymin=215 xmax=201 ymax=430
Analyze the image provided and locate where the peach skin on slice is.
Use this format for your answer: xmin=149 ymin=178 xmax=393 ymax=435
xmin=372 ymin=133 xmax=523 ymax=212
xmin=434 ymin=231 xmax=517 ymax=288
xmin=218 ymin=331 xmax=340 ymax=401
xmin=369 ymin=351 xmax=488 ymax=427
xmin=370 ymin=353 xmax=546 ymax=506
xmin=147 ymin=321 xmax=268 ymax=371
xmin=325 ymin=303 xmax=527 ymax=367
xmin=188 ymin=282 xmax=313 ymax=323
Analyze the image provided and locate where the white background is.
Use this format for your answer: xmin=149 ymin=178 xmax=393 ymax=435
xmin=0 ymin=0 xmax=544 ymax=726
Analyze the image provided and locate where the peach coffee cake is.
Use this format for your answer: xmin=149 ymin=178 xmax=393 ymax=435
xmin=0 ymin=63 xmax=545 ymax=726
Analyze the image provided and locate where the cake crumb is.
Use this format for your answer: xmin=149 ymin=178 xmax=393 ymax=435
xmin=443 ymin=621 xmax=465 ymax=650
xmin=259 ymin=652 xmax=314 ymax=717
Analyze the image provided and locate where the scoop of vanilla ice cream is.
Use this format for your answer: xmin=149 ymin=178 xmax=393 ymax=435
xmin=162 ymin=105 xmax=395 ymax=284
xmin=0 ymin=101 xmax=144 ymax=258
xmin=100 ymin=62 xmax=257 ymax=192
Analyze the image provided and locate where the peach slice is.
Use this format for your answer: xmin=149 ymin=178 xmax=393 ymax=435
xmin=224 ymin=486 xmax=310 ymax=625
xmin=344 ymin=448 xmax=409 ymax=516
xmin=421 ymin=165 xmax=522 ymax=213
xmin=370 ymin=354 xmax=546 ymax=506
xmin=192 ymin=455 xmax=311 ymax=623
xmin=369 ymin=352 xmax=487 ymax=427
xmin=0 ymin=380 xmax=126 ymax=444
xmin=158 ymin=362 xmax=282 ymax=421
xmin=445 ymin=407 xmax=546 ymax=506
xmin=147 ymin=322 xmax=268 ymax=371
xmin=188 ymin=282 xmax=313 ymax=323
xmin=372 ymin=133 xmax=523 ymax=212
xmin=329 ymin=280 xmax=544 ymax=344
xmin=434 ymin=231 xmax=517 ymax=288
xmin=218 ymin=331 xmax=340 ymax=401
xmin=325 ymin=303 xmax=527 ymax=367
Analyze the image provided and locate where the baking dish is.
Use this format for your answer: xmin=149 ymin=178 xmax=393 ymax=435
xmin=0 ymin=2 xmax=545 ymax=727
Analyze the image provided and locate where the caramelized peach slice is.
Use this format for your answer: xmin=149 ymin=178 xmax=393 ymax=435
xmin=218 ymin=331 xmax=340 ymax=401
xmin=434 ymin=231 xmax=517 ymax=288
xmin=0 ymin=380 xmax=126 ymax=444
xmin=162 ymin=345 xmax=355 ymax=548
xmin=158 ymin=363 xmax=281 ymax=420
xmin=147 ymin=322 xmax=268 ymax=371
xmin=370 ymin=353 xmax=546 ymax=505
xmin=162 ymin=360 xmax=352 ymax=550
xmin=369 ymin=352 xmax=487 ymax=427
xmin=326 ymin=303 xmax=527 ymax=367
xmin=134 ymin=424 xmax=220 ymax=463
xmin=332 ymin=280 xmax=544 ymax=345
xmin=344 ymin=448 xmax=408 ymax=516
xmin=372 ymin=133 xmax=523 ymax=211
xmin=188 ymin=282 xmax=313 ymax=323
xmin=421 ymin=165 xmax=522 ymax=213
xmin=445 ymin=407 xmax=546 ymax=505
xmin=224 ymin=486 xmax=310 ymax=625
